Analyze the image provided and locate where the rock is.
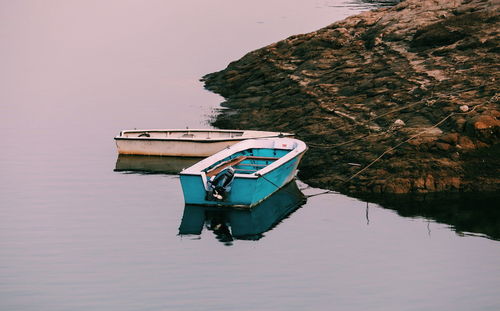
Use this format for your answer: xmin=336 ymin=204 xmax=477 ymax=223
xmin=425 ymin=175 xmax=436 ymax=192
xmin=464 ymin=114 xmax=500 ymax=143
xmin=384 ymin=178 xmax=412 ymax=194
xmin=459 ymin=105 xmax=469 ymax=112
xmin=449 ymin=177 xmax=461 ymax=190
xmin=203 ymin=0 xmax=500 ymax=195
xmin=412 ymin=177 xmax=428 ymax=193
xmin=458 ymin=135 xmax=476 ymax=150
xmin=372 ymin=184 xmax=383 ymax=193
xmin=436 ymin=142 xmax=452 ymax=151
xmin=455 ymin=117 xmax=467 ymax=131
xmin=472 ymin=115 xmax=500 ymax=130
xmin=440 ymin=133 xmax=459 ymax=145
xmin=394 ymin=119 xmax=406 ymax=126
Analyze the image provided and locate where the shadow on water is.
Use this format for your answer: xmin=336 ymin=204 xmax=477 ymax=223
xmin=114 ymin=155 xmax=202 ymax=175
xmin=339 ymin=0 xmax=403 ymax=9
xmin=357 ymin=0 xmax=403 ymax=7
xmin=363 ymin=192 xmax=500 ymax=241
xmin=179 ymin=181 xmax=307 ymax=245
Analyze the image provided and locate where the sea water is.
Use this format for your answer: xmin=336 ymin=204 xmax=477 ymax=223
xmin=1 ymin=1 xmax=499 ymax=310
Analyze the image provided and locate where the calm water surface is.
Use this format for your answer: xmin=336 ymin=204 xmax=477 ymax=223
xmin=1 ymin=1 xmax=499 ymax=310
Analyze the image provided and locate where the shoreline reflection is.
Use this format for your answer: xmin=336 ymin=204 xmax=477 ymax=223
xmin=363 ymin=192 xmax=500 ymax=241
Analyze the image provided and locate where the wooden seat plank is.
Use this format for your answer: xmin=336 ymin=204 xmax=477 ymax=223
xmin=206 ymin=156 xmax=247 ymax=177
xmin=205 ymin=155 xmax=281 ymax=177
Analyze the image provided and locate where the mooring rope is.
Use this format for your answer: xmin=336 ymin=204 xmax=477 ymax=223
xmin=255 ymin=173 xmax=309 ymax=201
xmin=256 ymin=173 xmax=340 ymax=199
xmin=306 ymin=86 xmax=483 ymax=149
xmin=296 ymin=91 xmax=498 ymax=198
xmin=257 ymin=89 xmax=496 ymax=199
xmin=345 ymin=93 xmax=497 ymax=183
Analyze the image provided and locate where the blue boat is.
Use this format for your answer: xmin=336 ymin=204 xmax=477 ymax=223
xmin=179 ymin=137 xmax=307 ymax=208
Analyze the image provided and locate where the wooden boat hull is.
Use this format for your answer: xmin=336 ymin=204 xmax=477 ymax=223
xmin=179 ymin=138 xmax=307 ymax=208
xmin=114 ymin=129 xmax=293 ymax=157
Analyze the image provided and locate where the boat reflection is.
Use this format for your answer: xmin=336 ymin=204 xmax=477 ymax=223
xmin=114 ymin=155 xmax=202 ymax=175
xmin=179 ymin=181 xmax=307 ymax=244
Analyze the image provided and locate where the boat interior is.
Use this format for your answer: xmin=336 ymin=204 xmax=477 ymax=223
xmin=205 ymin=148 xmax=291 ymax=177
xmin=121 ymin=130 xmax=244 ymax=139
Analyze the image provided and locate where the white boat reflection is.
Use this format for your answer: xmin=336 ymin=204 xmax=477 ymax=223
xmin=114 ymin=155 xmax=202 ymax=175
xmin=178 ymin=181 xmax=306 ymax=243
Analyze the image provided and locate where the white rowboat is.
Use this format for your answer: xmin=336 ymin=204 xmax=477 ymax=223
xmin=114 ymin=129 xmax=293 ymax=157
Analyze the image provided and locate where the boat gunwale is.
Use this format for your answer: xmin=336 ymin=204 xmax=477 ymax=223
xmin=121 ymin=129 xmax=256 ymax=133
xmin=180 ymin=138 xmax=307 ymax=179
xmin=115 ymin=129 xmax=294 ymax=140
xmin=113 ymin=135 xmax=293 ymax=143
xmin=180 ymin=151 xmax=306 ymax=179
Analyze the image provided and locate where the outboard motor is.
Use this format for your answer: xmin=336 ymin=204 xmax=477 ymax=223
xmin=207 ymin=167 xmax=235 ymax=201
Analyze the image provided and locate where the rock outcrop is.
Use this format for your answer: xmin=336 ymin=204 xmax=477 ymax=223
xmin=203 ymin=0 xmax=500 ymax=195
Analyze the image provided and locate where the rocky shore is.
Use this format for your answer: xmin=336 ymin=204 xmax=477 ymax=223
xmin=203 ymin=0 xmax=499 ymax=195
